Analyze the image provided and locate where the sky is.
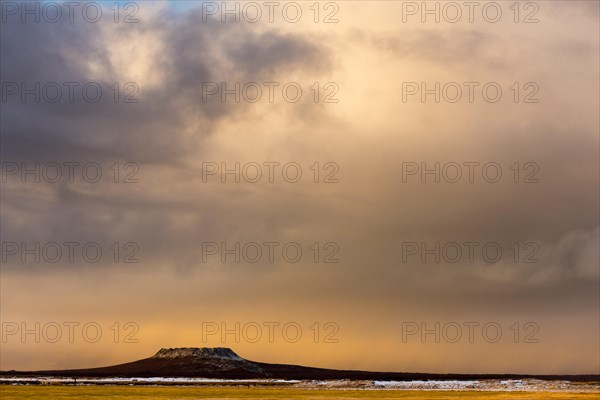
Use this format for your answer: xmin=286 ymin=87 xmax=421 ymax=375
xmin=0 ymin=1 xmax=599 ymax=374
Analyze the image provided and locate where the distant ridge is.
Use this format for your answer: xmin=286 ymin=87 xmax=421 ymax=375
xmin=1 ymin=347 xmax=598 ymax=383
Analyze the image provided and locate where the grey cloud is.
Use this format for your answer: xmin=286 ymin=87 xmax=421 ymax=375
xmin=0 ymin=2 xmax=333 ymax=164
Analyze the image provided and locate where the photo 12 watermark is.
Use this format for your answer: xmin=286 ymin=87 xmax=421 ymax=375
xmin=199 ymin=2 xmax=340 ymax=24
xmin=1 ymin=2 xmax=140 ymax=24
xmin=201 ymin=82 xmax=339 ymax=104
xmin=201 ymin=241 xmax=340 ymax=264
xmin=1 ymin=321 xmax=140 ymax=344
xmin=401 ymin=82 xmax=540 ymax=103
xmin=399 ymin=2 xmax=540 ymax=24
xmin=201 ymin=162 xmax=339 ymax=184
xmin=1 ymin=162 xmax=140 ymax=184
xmin=401 ymin=321 xmax=540 ymax=343
xmin=201 ymin=321 xmax=340 ymax=344
xmin=1 ymin=242 xmax=141 ymax=264
xmin=401 ymin=161 xmax=539 ymax=184
xmin=400 ymin=241 xmax=540 ymax=264
xmin=1 ymin=81 xmax=140 ymax=104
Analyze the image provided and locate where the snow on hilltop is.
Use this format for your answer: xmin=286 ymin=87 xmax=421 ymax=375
xmin=152 ymin=348 xmax=243 ymax=361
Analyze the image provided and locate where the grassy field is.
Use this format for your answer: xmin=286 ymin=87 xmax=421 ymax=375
xmin=1 ymin=386 xmax=599 ymax=400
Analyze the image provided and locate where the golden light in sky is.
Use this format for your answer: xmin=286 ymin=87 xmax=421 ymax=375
xmin=0 ymin=0 xmax=598 ymax=377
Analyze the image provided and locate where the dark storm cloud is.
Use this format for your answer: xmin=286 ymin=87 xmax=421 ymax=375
xmin=227 ymin=31 xmax=332 ymax=77
xmin=0 ymin=2 xmax=331 ymax=164
xmin=0 ymin=2 xmax=336 ymax=271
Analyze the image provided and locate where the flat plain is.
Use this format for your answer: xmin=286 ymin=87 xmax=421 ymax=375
xmin=1 ymin=386 xmax=599 ymax=400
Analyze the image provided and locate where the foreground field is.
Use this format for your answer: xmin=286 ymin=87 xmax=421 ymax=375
xmin=1 ymin=386 xmax=599 ymax=400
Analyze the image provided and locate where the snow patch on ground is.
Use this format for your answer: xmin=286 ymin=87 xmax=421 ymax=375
xmin=370 ymin=379 xmax=599 ymax=392
xmin=0 ymin=377 xmax=598 ymax=392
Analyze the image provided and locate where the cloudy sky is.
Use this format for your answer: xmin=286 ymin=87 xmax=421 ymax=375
xmin=1 ymin=1 xmax=598 ymax=374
